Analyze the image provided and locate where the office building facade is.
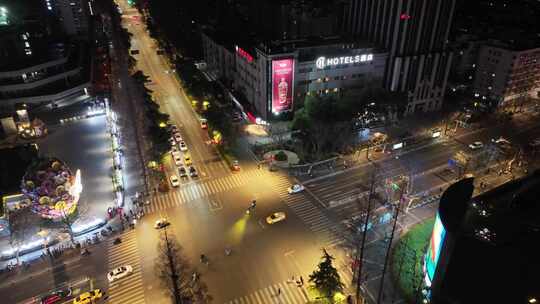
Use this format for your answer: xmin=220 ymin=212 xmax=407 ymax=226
xmin=473 ymin=44 xmax=540 ymax=106
xmin=345 ymin=0 xmax=456 ymax=114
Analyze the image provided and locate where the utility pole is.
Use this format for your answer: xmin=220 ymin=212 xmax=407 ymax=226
xmin=355 ymin=171 xmax=376 ymax=303
xmin=377 ymin=179 xmax=407 ymax=304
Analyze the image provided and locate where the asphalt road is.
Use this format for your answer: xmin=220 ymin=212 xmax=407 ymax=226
xmin=0 ymin=241 xmax=109 ymax=304
xmin=296 ymin=109 xmax=540 ymax=303
xmin=108 ymin=2 xmax=335 ymax=304
xmin=8 ymin=1 xmax=540 ymax=303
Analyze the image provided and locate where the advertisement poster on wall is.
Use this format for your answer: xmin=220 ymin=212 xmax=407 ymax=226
xmin=271 ymin=58 xmax=294 ymax=113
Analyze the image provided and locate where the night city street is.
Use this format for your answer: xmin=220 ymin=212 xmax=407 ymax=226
xmin=1 ymin=1 xmax=539 ymax=304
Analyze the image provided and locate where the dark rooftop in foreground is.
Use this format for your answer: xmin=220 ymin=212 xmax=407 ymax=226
xmin=439 ymin=171 xmax=540 ymax=304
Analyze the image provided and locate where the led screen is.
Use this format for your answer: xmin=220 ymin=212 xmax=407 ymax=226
xmin=424 ymin=213 xmax=446 ymax=286
xmin=271 ymin=58 xmax=294 ymax=113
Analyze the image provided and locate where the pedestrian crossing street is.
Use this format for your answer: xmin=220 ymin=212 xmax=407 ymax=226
xmin=106 ymin=230 xmax=145 ymax=304
xmin=224 ymin=267 xmax=353 ymax=304
xmin=144 ymin=168 xmax=271 ymax=213
xmin=271 ymin=177 xmax=345 ymax=248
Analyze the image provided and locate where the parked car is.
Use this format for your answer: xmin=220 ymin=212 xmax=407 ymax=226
xmin=169 ymin=175 xmax=180 ymax=187
xmin=173 ymin=154 xmax=183 ymax=166
xmin=200 ymin=119 xmax=208 ymax=129
xmin=266 ymin=212 xmax=286 ymax=224
xmin=179 ymin=141 xmax=188 ymax=151
xmin=178 ymin=166 xmax=188 ymax=178
xmin=189 ymin=166 xmax=198 ymax=177
xmin=72 ymin=289 xmax=103 ymax=304
xmin=41 ymin=288 xmax=72 ymax=304
xmin=184 ymin=154 xmax=192 ymax=166
xmin=491 ymin=137 xmax=511 ymax=145
xmin=231 ymin=160 xmax=240 ymax=171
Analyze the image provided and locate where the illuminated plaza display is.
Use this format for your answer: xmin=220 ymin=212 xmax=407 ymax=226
xmin=21 ymin=157 xmax=82 ymax=220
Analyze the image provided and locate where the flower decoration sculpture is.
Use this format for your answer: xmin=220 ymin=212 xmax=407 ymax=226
xmin=21 ymin=158 xmax=82 ymax=220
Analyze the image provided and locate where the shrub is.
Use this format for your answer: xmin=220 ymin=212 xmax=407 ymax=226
xmin=274 ymin=151 xmax=288 ymax=161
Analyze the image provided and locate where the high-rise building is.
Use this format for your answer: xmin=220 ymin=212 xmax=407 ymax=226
xmin=473 ymin=43 xmax=540 ymax=107
xmin=46 ymin=0 xmax=89 ymax=36
xmin=345 ymin=0 xmax=456 ymax=114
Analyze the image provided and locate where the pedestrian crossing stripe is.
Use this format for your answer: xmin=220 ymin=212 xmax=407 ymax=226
xmin=224 ymin=280 xmax=309 ymax=304
xmin=106 ymin=230 xmax=146 ymax=304
xmin=270 ymin=181 xmax=345 ymax=248
xmin=144 ymin=169 xmax=278 ymax=213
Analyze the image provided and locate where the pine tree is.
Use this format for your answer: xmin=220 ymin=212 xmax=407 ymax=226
xmin=309 ymin=249 xmax=345 ymax=299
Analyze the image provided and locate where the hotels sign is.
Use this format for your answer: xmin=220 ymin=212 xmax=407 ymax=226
xmin=315 ymin=54 xmax=373 ymax=69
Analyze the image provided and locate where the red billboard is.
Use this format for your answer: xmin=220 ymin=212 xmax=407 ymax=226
xmin=271 ymin=58 xmax=294 ymax=113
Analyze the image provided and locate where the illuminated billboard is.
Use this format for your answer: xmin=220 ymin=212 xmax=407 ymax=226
xmin=271 ymin=58 xmax=294 ymax=113
xmin=424 ymin=213 xmax=446 ymax=287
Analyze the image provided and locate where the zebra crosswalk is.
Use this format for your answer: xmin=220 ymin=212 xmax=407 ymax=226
xmin=271 ymin=176 xmax=345 ymax=248
xmin=144 ymin=168 xmax=270 ymax=213
xmin=106 ymin=230 xmax=145 ymax=304
xmin=224 ymin=267 xmax=353 ymax=304
xmin=224 ymin=279 xmax=309 ymax=304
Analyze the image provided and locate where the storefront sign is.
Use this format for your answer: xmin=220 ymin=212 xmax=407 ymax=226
xmin=271 ymin=58 xmax=294 ymax=113
xmin=236 ymin=46 xmax=253 ymax=63
xmin=315 ymin=54 xmax=373 ymax=69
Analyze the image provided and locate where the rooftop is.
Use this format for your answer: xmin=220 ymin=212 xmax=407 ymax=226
xmin=438 ymin=171 xmax=540 ymax=303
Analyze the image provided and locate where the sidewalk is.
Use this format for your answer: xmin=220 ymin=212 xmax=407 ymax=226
xmin=0 ymin=209 xmax=139 ymax=283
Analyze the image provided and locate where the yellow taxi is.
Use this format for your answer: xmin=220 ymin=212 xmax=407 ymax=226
xmin=184 ymin=153 xmax=192 ymax=166
xmin=72 ymin=289 xmax=103 ymax=304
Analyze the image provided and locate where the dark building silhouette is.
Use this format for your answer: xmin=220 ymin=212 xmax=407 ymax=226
xmin=425 ymin=172 xmax=540 ymax=303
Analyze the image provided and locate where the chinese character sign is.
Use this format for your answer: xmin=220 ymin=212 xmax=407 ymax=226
xmin=272 ymin=58 xmax=294 ymax=113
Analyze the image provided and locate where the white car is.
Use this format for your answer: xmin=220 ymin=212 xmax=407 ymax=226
xmin=200 ymin=119 xmax=208 ymax=129
xmin=468 ymin=141 xmax=484 ymax=150
xmin=174 ymin=134 xmax=182 ymax=142
xmin=266 ymin=212 xmax=286 ymax=224
xmin=179 ymin=141 xmax=188 ymax=151
xmin=107 ymin=265 xmax=133 ymax=282
xmin=287 ymin=184 xmax=305 ymax=194
xmin=170 ymin=146 xmax=179 ymax=154
xmin=168 ymin=137 xmax=176 ymax=146
xmin=169 ymin=175 xmax=180 ymax=187
xmin=154 ymin=218 xmax=170 ymax=229
xmin=173 ymin=154 xmax=183 ymax=166
xmin=492 ymin=137 xmax=510 ymax=145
